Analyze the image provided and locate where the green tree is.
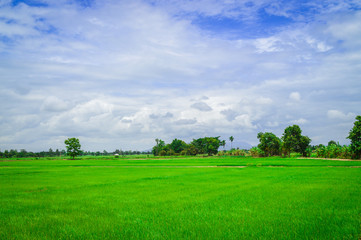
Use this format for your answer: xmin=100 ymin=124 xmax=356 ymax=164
xmin=229 ymin=136 xmax=234 ymax=149
xmin=347 ymin=115 xmax=361 ymax=159
xmin=257 ymin=132 xmax=281 ymax=157
xmin=191 ymin=137 xmax=222 ymax=156
xmin=281 ymin=125 xmax=311 ymax=157
xmin=64 ymin=138 xmax=81 ymax=159
xmin=328 ymin=140 xmax=337 ymax=146
xmin=169 ymin=139 xmax=187 ymax=154
xmin=152 ymin=139 xmax=165 ymax=156
xmin=183 ymin=144 xmax=198 ymax=156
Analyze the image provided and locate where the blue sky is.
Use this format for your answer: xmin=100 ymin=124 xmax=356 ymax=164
xmin=1 ymin=0 xmax=361 ymax=151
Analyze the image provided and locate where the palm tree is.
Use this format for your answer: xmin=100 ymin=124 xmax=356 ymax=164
xmin=229 ymin=136 xmax=234 ymax=150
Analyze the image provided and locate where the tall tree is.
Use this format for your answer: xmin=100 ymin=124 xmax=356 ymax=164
xmin=64 ymin=138 xmax=81 ymax=159
xmin=257 ymin=132 xmax=281 ymax=157
xmin=152 ymin=139 xmax=165 ymax=156
xmin=347 ymin=115 xmax=361 ymax=159
xmin=281 ymin=125 xmax=311 ymax=157
xmin=229 ymin=136 xmax=234 ymax=149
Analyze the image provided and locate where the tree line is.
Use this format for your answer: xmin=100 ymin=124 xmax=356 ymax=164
xmin=151 ymin=124 xmax=311 ymax=157
xmin=250 ymin=116 xmax=360 ymax=159
xmin=0 ymin=147 xmax=150 ymax=159
xmin=152 ymin=115 xmax=361 ymax=159
xmin=152 ymin=137 xmax=222 ymax=156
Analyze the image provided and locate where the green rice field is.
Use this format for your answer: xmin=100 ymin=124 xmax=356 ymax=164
xmin=1 ymin=156 xmax=361 ymax=239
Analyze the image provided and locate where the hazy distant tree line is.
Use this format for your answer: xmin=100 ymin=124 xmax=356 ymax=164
xmin=0 ymin=148 xmax=150 ymax=159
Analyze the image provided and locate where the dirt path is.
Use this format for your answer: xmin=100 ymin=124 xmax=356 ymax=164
xmin=66 ymin=165 xmax=361 ymax=168
xmin=298 ymin=157 xmax=361 ymax=162
xmin=70 ymin=165 xmax=247 ymax=168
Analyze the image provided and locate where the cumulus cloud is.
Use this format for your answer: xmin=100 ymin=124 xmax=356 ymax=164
xmin=220 ymin=109 xmax=239 ymax=121
xmin=327 ymin=110 xmax=355 ymax=120
xmin=0 ymin=0 xmax=360 ymax=151
xmin=190 ymin=102 xmax=213 ymax=112
xmin=289 ymin=118 xmax=308 ymax=125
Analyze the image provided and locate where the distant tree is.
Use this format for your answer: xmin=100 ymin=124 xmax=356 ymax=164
xmin=18 ymin=149 xmax=28 ymax=158
xmin=281 ymin=125 xmax=311 ymax=157
xmin=191 ymin=137 xmax=222 ymax=156
xmin=229 ymin=136 xmax=234 ymax=149
xmin=48 ymin=148 xmax=54 ymax=157
xmin=152 ymin=139 xmax=165 ymax=156
xmin=169 ymin=139 xmax=187 ymax=154
xmin=328 ymin=140 xmax=337 ymax=146
xmin=55 ymin=149 xmax=60 ymax=157
xmin=347 ymin=115 xmax=361 ymax=159
xmin=64 ymin=138 xmax=81 ymax=159
xmin=299 ymin=135 xmax=311 ymax=157
xmin=257 ymin=132 xmax=281 ymax=157
xmin=183 ymin=144 xmax=198 ymax=156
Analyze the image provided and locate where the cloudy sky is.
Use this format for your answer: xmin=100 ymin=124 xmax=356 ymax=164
xmin=1 ymin=0 xmax=360 ymax=152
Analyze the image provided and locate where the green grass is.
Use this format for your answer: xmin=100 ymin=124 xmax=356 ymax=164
xmin=1 ymin=156 xmax=361 ymax=239
xmin=2 ymin=155 xmax=361 ymax=167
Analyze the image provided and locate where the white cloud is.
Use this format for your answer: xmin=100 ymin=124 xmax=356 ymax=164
xmin=289 ymin=118 xmax=308 ymax=125
xmin=327 ymin=110 xmax=355 ymax=120
xmin=289 ymin=92 xmax=301 ymax=101
xmin=0 ymin=1 xmax=360 ymax=151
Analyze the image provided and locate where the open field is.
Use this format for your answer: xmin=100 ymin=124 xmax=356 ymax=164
xmin=1 ymin=156 xmax=361 ymax=239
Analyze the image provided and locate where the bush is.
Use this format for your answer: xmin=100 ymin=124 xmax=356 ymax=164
xmin=315 ymin=144 xmax=352 ymax=159
xmin=249 ymin=147 xmax=264 ymax=157
xmin=232 ymin=149 xmax=246 ymax=156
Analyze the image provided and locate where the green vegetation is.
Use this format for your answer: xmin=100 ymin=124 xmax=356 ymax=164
xmin=348 ymin=115 xmax=361 ymax=159
xmin=314 ymin=143 xmax=352 ymax=159
xmin=1 ymin=156 xmax=361 ymax=239
xmin=64 ymin=137 xmax=82 ymax=159
xmin=152 ymin=137 xmax=222 ymax=156
xmin=229 ymin=136 xmax=234 ymax=149
xmin=257 ymin=132 xmax=281 ymax=156
xmin=281 ymin=125 xmax=311 ymax=157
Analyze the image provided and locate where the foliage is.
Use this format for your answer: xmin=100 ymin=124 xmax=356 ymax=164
xmin=182 ymin=144 xmax=198 ymax=156
xmin=257 ymin=132 xmax=281 ymax=156
xmin=152 ymin=137 xmax=222 ymax=156
xmin=169 ymin=139 xmax=187 ymax=154
xmin=229 ymin=136 xmax=234 ymax=149
xmin=152 ymin=138 xmax=165 ymax=156
xmin=249 ymin=147 xmax=265 ymax=157
xmin=347 ymin=115 xmax=361 ymax=159
xmin=315 ymin=144 xmax=352 ymax=159
xmin=191 ymin=137 xmax=222 ymax=156
xmin=217 ymin=149 xmax=246 ymax=156
xmin=64 ymin=138 xmax=81 ymax=159
xmin=281 ymin=125 xmax=311 ymax=157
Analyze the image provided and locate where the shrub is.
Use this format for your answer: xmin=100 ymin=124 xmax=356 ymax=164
xmin=249 ymin=147 xmax=264 ymax=157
